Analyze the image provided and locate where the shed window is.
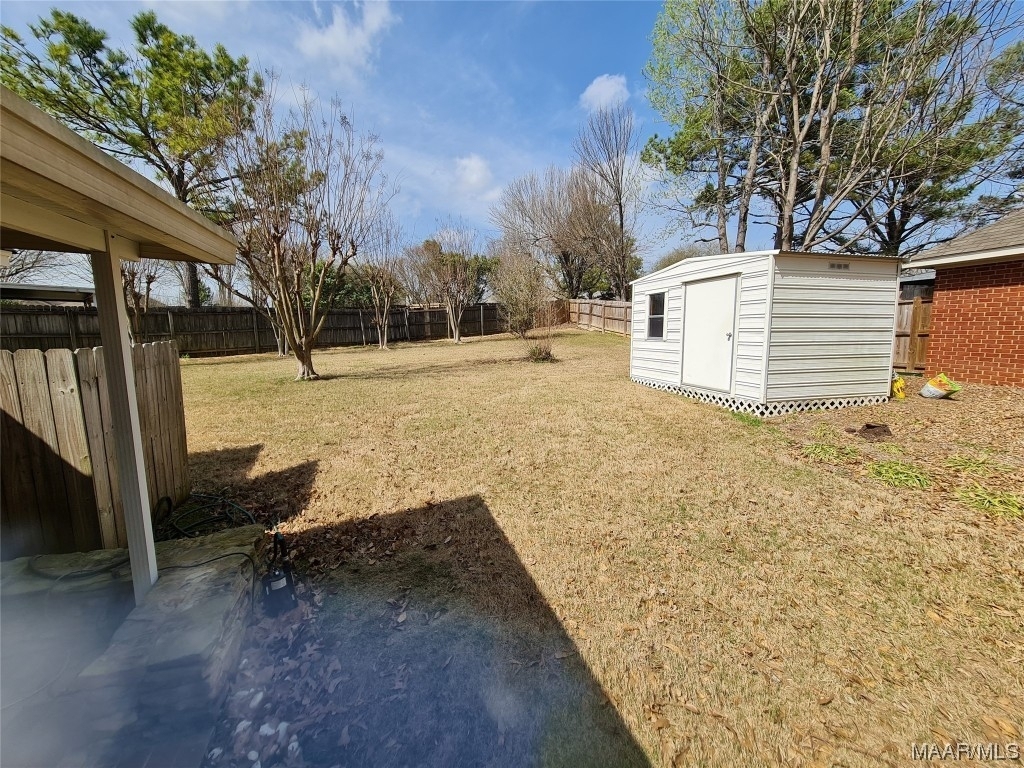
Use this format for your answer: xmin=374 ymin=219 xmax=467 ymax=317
xmin=648 ymin=292 xmax=665 ymax=338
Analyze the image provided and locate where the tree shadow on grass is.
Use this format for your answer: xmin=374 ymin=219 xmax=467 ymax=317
xmin=269 ymin=495 xmax=651 ymax=768
xmin=313 ymin=356 xmax=517 ymax=382
xmin=187 ymin=444 xmax=318 ymax=524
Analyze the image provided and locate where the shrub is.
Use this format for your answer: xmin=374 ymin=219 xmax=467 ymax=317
xmin=527 ymin=340 xmax=554 ymax=362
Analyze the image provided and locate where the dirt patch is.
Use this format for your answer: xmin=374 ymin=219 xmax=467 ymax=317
xmin=777 ymin=383 xmax=1024 ymax=511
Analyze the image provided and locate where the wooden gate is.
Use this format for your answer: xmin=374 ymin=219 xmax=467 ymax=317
xmin=893 ymin=298 xmax=932 ymax=372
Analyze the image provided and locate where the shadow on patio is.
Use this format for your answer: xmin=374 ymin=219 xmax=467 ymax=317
xmin=214 ymin=494 xmax=651 ymax=767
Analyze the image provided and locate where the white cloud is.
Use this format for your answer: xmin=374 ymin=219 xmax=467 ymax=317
xmin=579 ymin=74 xmax=630 ymax=112
xmin=453 ymin=154 xmax=493 ymax=194
xmin=295 ymin=1 xmax=397 ymax=82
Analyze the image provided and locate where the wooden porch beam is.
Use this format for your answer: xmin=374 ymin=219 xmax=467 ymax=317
xmin=91 ymin=233 xmax=157 ymax=605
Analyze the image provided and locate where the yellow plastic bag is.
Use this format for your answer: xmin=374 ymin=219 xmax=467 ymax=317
xmin=891 ymin=375 xmax=905 ymax=399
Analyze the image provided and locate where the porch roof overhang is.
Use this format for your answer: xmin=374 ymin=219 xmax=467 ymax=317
xmin=0 ymin=86 xmax=237 ymax=264
xmin=0 ymin=88 xmax=239 ymax=605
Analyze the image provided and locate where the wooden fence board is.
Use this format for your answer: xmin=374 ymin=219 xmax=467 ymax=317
xmin=94 ymin=350 xmax=127 ymax=548
xmin=893 ymin=298 xmax=931 ymax=372
xmin=75 ymin=349 xmax=118 ymax=549
xmin=569 ymin=300 xmax=632 ymax=336
xmin=0 ymin=350 xmax=45 ymax=558
xmin=44 ymin=349 xmax=101 ymax=552
xmin=12 ymin=349 xmax=73 ymax=553
xmin=131 ymin=344 xmax=157 ymax=508
xmin=1 ymin=341 xmax=187 ymax=558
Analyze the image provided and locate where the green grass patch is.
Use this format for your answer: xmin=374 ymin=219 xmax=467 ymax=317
xmin=954 ymin=484 xmax=1023 ymax=519
xmin=730 ymin=411 xmax=763 ymax=428
xmin=944 ymin=454 xmax=1009 ymax=476
xmin=802 ymin=442 xmax=858 ymax=462
xmin=811 ymin=423 xmax=838 ymax=441
xmin=875 ymin=442 xmax=902 ymax=455
xmin=867 ymin=460 xmax=930 ymax=489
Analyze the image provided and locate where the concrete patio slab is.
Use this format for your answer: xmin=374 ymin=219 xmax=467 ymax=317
xmin=1 ymin=525 xmax=265 ymax=768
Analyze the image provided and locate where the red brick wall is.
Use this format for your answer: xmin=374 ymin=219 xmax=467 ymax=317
xmin=925 ymin=260 xmax=1024 ymax=386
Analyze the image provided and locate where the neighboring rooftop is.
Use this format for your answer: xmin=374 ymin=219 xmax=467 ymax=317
xmin=911 ymin=208 xmax=1024 ymax=269
xmin=0 ymin=283 xmax=94 ymax=305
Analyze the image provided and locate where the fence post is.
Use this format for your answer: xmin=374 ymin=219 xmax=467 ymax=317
xmin=601 ymin=303 xmax=606 ymax=333
xmin=404 ymin=307 xmax=411 ymax=342
xmin=66 ymin=309 xmax=79 ymax=350
xmin=480 ymin=304 xmax=485 ymax=336
xmin=252 ymin=309 xmax=260 ymax=354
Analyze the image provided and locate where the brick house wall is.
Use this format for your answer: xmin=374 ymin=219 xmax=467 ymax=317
xmin=925 ymin=260 xmax=1024 ymax=386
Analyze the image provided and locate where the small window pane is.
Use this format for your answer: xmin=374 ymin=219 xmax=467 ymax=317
xmin=649 ymin=292 xmax=665 ymax=317
xmin=648 ymin=292 xmax=665 ymax=338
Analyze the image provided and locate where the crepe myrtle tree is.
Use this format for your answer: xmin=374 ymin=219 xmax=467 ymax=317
xmin=422 ymin=220 xmax=482 ymax=344
xmin=220 ymin=80 xmax=394 ymax=379
xmin=357 ymin=212 xmax=404 ymax=349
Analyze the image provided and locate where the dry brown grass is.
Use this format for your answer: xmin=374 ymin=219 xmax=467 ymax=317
xmin=183 ymin=331 xmax=1024 ymax=767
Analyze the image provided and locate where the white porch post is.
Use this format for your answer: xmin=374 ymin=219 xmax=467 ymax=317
xmin=91 ymin=234 xmax=158 ymax=604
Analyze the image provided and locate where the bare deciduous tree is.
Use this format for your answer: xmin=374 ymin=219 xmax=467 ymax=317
xmin=121 ymin=258 xmax=167 ymax=338
xmin=0 ymin=249 xmax=66 ymax=282
xmin=491 ymin=167 xmax=613 ymax=299
xmin=217 ymin=80 xmax=394 ymax=379
xmin=573 ymin=105 xmax=643 ymax=299
xmin=423 ymin=220 xmax=480 ymax=344
xmin=358 ymin=213 xmax=404 ymax=349
xmin=395 ymin=243 xmax=436 ymax=306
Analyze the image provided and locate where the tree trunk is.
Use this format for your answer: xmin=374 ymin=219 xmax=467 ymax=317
xmin=183 ymin=263 xmax=202 ymax=309
xmin=449 ymin=301 xmax=462 ymax=343
xmin=294 ymin=345 xmax=318 ymax=380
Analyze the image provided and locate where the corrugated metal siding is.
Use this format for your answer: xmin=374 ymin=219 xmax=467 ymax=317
xmin=766 ymin=255 xmax=898 ymax=401
xmin=630 ymin=253 xmax=770 ymax=398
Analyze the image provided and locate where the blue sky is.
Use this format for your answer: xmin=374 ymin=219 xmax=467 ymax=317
xmin=2 ymin=1 xmax=701 ymax=271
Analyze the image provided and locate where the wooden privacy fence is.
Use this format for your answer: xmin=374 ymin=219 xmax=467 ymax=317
xmin=569 ymin=299 xmax=632 ymax=336
xmin=1 ymin=341 xmax=187 ymax=560
xmin=892 ymin=297 xmax=932 ymax=372
xmin=1 ymin=303 xmax=508 ymax=356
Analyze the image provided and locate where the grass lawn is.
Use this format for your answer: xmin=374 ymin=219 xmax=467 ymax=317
xmin=184 ymin=330 xmax=1023 ymax=767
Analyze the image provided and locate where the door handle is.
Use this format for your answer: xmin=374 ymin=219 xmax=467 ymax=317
xmin=726 ymin=332 xmax=733 ymax=340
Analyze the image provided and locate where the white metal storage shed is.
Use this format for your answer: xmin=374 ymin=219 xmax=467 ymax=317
xmin=630 ymin=250 xmax=900 ymax=416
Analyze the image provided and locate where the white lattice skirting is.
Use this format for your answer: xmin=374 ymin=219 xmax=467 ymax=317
xmin=631 ymin=377 xmax=888 ymax=417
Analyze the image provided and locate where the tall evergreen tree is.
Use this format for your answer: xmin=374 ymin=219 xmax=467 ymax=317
xmin=1 ymin=10 xmax=262 ymax=305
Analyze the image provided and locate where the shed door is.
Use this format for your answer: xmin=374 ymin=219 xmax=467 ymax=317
xmin=682 ymin=276 xmax=738 ymax=392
